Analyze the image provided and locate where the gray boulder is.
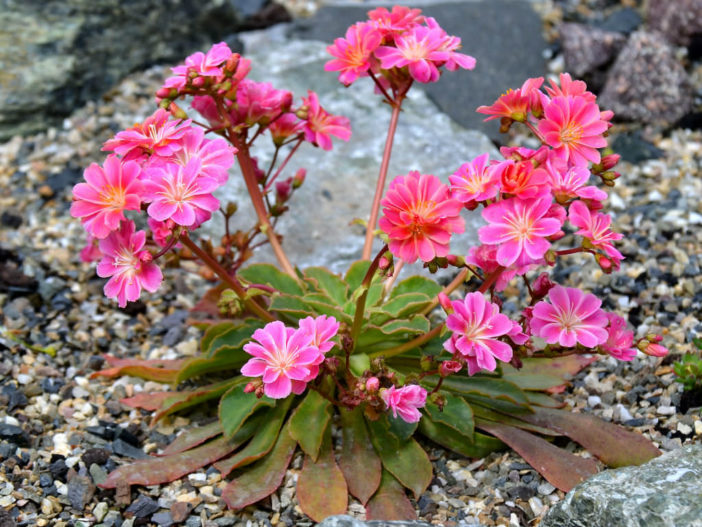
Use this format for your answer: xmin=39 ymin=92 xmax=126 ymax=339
xmin=290 ymin=0 xmax=548 ymax=143
xmin=209 ymin=26 xmax=497 ymax=273
xmin=648 ymin=0 xmax=702 ymax=47
xmin=0 ymin=0 xmax=276 ymax=141
xmin=599 ymin=30 xmax=693 ymax=125
xmin=316 ymin=515 xmax=485 ymax=527
xmin=541 ymin=444 xmax=702 ymax=527
xmin=560 ymin=23 xmax=626 ymax=77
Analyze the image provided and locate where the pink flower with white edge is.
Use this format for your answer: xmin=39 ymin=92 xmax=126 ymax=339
xmin=375 ymin=25 xmax=449 ymax=83
xmin=298 ymin=315 xmax=340 ymax=353
xmin=602 ymin=313 xmax=636 ymax=361
xmin=448 ymin=153 xmax=500 ymax=205
xmin=531 ymin=285 xmax=608 ymax=348
xmin=568 ymin=200 xmax=623 ymax=262
xmin=240 ymin=321 xmax=325 ymax=399
xmin=234 ymin=79 xmax=293 ymax=126
xmin=325 ymin=21 xmax=383 ymax=86
xmin=478 ymin=196 xmax=562 ymax=267
xmin=71 ymin=155 xmax=144 ymax=239
xmin=102 ymin=109 xmax=191 ymax=161
xmin=96 ymin=221 xmax=162 ymax=308
xmin=443 ymin=292 xmax=514 ymax=375
xmin=163 ymin=42 xmax=233 ymax=90
xmin=381 ymin=385 xmax=427 ymax=423
xmin=159 ymin=128 xmax=235 ymax=184
xmin=538 ymin=95 xmax=608 ymax=166
xmin=539 ymin=157 xmax=608 ymax=204
xmin=379 ymin=171 xmax=465 ymax=263
xmin=301 ymin=91 xmax=351 ymax=150
xmin=143 ymin=159 xmax=221 ymax=227
xmin=368 ymin=6 xmax=424 ymax=38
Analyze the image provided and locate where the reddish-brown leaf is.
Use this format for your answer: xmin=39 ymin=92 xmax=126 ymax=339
xmin=297 ymin=430 xmax=348 ymax=521
xmin=100 ymin=436 xmax=237 ymax=489
xmin=120 ymin=392 xmax=173 ymax=411
xmin=365 ymin=470 xmax=416 ymax=521
xmin=338 ymin=407 xmax=381 ymax=505
xmin=222 ymin=422 xmax=297 ymax=510
xmin=479 ymin=422 xmax=598 ymax=492
xmin=521 ymin=407 xmax=661 ymax=467
xmin=90 ymin=354 xmax=185 ymax=383
xmin=159 ymin=421 xmax=223 ymax=456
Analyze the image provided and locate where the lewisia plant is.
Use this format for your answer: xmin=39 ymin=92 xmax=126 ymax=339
xmin=74 ymin=6 xmax=667 ymax=522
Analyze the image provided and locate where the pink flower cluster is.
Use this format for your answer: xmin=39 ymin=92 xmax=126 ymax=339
xmin=241 ymin=316 xmax=340 ymax=399
xmin=71 ymin=108 xmax=236 ymax=306
xmin=325 ymin=6 xmax=475 ymax=87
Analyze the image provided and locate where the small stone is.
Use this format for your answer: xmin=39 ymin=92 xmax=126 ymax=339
xmin=0 ymin=424 xmax=29 ymax=446
xmin=152 ymin=512 xmax=174 ymax=527
xmin=93 ymin=502 xmax=108 ymax=522
xmin=657 ymin=405 xmax=677 ymax=416
xmin=538 ymin=482 xmax=556 ymax=495
xmin=185 ymin=516 xmax=201 ymax=527
xmin=125 ymin=495 xmax=160 ymax=518
xmin=170 ymin=501 xmax=193 ymax=523
xmin=112 ymin=439 xmax=147 ymax=459
xmin=587 ymin=395 xmax=602 ymax=408
xmin=695 ymin=421 xmax=702 ymax=436
xmin=529 ymin=496 xmax=544 ymax=516
xmin=82 ymin=448 xmax=110 ymax=466
xmin=103 ymin=511 xmax=122 ymax=527
xmin=67 ymin=475 xmax=95 ymax=511
xmin=89 ymin=463 xmax=107 ymax=486
xmin=677 ymin=423 xmax=693 ymax=436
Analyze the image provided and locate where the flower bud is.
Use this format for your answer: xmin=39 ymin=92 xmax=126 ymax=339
xmin=420 ymin=355 xmax=434 ymax=371
xmin=366 ymin=377 xmax=380 ymax=393
xmin=446 ymin=254 xmax=465 ymax=268
xmin=292 ymin=168 xmax=306 ymax=189
xmin=544 ymin=249 xmax=557 ymax=266
xmin=225 ymin=201 xmax=238 ymax=217
xmin=439 ymin=360 xmax=462 ymax=377
xmin=438 ymin=292 xmax=454 ymax=315
xmin=169 ymin=102 xmax=189 ymax=120
xmin=191 ymin=76 xmax=206 ymax=88
xmin=531 ymin=272 xmax=555 ymax=298
xmin=600 ymin=154 xmax=620 ymax=171
xmin=637 ymin=335 xmax=668 ymax=357
xmin=156 ymin=87 xmax=177 ymax=100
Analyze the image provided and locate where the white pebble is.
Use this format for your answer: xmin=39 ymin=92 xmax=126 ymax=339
xmin=16 ymin=373 xmax=32 ymax=385
xmin=587 ymin=395 xmax=602 ymax=408
xmin=615 ymin=404 xmax=633 ymax=422
xmin=538 ymin=482 xmax=556 ymax=495
xmin=529 ymin=496 xmax=544 ymax=516
xmin=3 ymin=416 xmax=19 ymax=426
xmin=695 ymin=421 xmax=702 ymax=436
xmin=677 ymin=423 xmax=692 ymax=435
xmin=657 ymin=406 xmax=676 ymax=416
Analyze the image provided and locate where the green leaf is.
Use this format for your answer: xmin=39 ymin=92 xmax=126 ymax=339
xmin=349 ymin=353 xmax=371 ymax=377
xmin=176 ymin=346 xmax=250 ymax=383
xmin=304 ymin=267 xmax=348 ymax=305
xmin=425 ymin=375 xmax=532 ymax=413
xmin=471 ymin=405 xmax=558 ymax=436
xmin=521 ymin=407 xmax=661 ymax=467
xmin=384 ymin=413 xmax=418 ymax=441
xmin=201 ymin=322 xmax=237 ymax=355
xmin=153 ymin=379 xmax=239 ymax=422
xmin=219 ymin=384 xmax=275 ymax=439
xmin=203 ymin=319 xmax=265 ymax=358
xmin=365 ymin=470 xmax=416 ymax=521
xmin=289 ymin=390 xmax=333 ymax=461
xmin=369 ymin=293 xmax=433 ymax=325
xmin=160 ymin=421 xmax=223 ymax=456
xmin=501 ymin=355 xmax=597 ymax=390
xmin=344 ymin=261 xmax=372 ymax=294
xmin=366 ymin=414 xmax=432 ymax=499
xmin=389 ymin=275 xmax=442 ymax=299
xmin=214 ymin=399 xmax=292 ymax=476
xmin=239 ymin=263 xmax=304 ymax=296
xmin=338 ymin=408 xmax=381 ymax=505
xmin=101 ymin=435 xmax=241 ymax=489
xmin=269 ymin=294 xmax=317 ymax=321
xmin=222 ymin=421 xmax=297 ymax=510
xmin=419 ymin=418 xmax=505 ymax=458
xmin=525 ymin=391 xmax=565 ymax=408
xmin=478 ymin=422 xmax=598 ymax=492
xmin=424 ymin=393 xmax=474 ymax=440
xmin=303 ymin=293 xmax=353 ymax=324
xmin=297 ymin=427 xmax=348 ymax=521
xmin=356 ymin=316 xmax=430 ymax=350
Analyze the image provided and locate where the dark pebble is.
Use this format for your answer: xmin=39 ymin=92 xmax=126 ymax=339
xmin=611 ymin=131 xmax=664 ymax=163
xmin=67 ymin=475 xmax=96 ymax=511
xmin=125 ymin=495 xmax=160 ymax=518
xmin=82 ymin=447 xmax=111 ymax=466
xmin=40 ymin=377 xmax=65 ymax=394
xmin=39 ymin=473 xmax=53 ymax=487
xmin=185 ymin=516 xmax=202 ymax=527
xmin=49 ymin=457 xmax=69 ymax=481
xmin=0 ymin=424 xmax=30 ymax=446
xmin=0 ymin=509 xmax=16 ymax=527
xmin=162 ymin=326 xmax=185 ymax=347
xmin=112 ymin=438 xmax=147 ymax=459
xmin=624 ymin=418 xmax=646 ymax=427
xmin=152 ymin=511 xmax=175 ymax=527
xmin=507 ymin=484 xmax=536 ymax=501
xmin=600 ymin=7 xmax=642 ymax=34
xmin=0 ymin=211 xmax=22 ymax=229
xmin=2 ymin=385 xmax=28 ymax=412
xmin=0 ymin=442 xmax=16 ymax=460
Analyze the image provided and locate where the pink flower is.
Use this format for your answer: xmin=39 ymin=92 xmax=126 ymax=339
xmin=368 ymin=6 xmax=424 ymax=37
xmin=147 ymin=218 xmax=177 ymax=247
xmin=637 ymin=335 xmax=668 ymax=357
xmin=538 ymin=95 xmax=608 ymax=166
xmin=439 ymin=360 xmax=462 ymax=377
xmin=530 ymin=285 xmax=608 ymax=348
xmin=477 ymin=77 xmax=544 ymax=122
xmin=544 ymin=73 xmax=596 ymax=103
xmin=96 ymin=221 xmax=162 ymax=308
xmin=298 ymin=315 xmax=340 ymax=353
xmin=539 ymin=157 xmax=608 ymax=204
xmin=381 ymin=385 xmax=427 ymax=423
xmin=479 ymin=197 xmax=562 ymax=267
xmin=301 ymin=91 xmax=352 ymax=150
xmin=443 ymin=292 xmax=514 ymax=375
xmin=448 ymin=153 xmax=500 ymax=205
xmin=268 ymin=113 xmax=303 ymax=146
xmin=71 ymin=155 xmax=144 ymax=239
xmin=159 ymin=128 xmax=235 ymax=184
xmin=79 ymin=234 xmax=102 ymax=263
xmin=102 ymin=109 xmax=191 ymax=161
xmin=325 ymin=22 xmax=383 ymax=85
xmin=602 ymin=313 xmax=636 ymax=361
xmin=424 ymin=17 xmax=476 ymax=72
xmin=379 ymin=171 xmax=465 ymax=263
xmin=191 ymin=95 xmax=228 ymax=129
xmin=490 ymin=159 xmax=549 ymax=199
xmin=465 ymin=245 xmax=518 ymax=291
xmin=234 ymin=79 xmax=293 ymax=126
xmin=241 ymin=321 xmax=325 ymax=399
xmin=375 ymin=25 xmax=450 ymax=83
xmin=163 ymin=42 xmax=233 ymax=90
xmin=143 ymin=160 xmax=221 ymax=227
xmin=568 ymin=200 xmax=623 ymax=262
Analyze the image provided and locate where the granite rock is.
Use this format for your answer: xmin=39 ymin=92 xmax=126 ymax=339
xmin=208 ymin=26 xmax=497 ymax=273
xmin=0 ymin=0 xmax=277 ymax=141
xmin=599 ymin=31 xmax=693 ymax=124
xmin=290 ymin=0 xmax=547 ymax=143
xmin=560 ymin=23 xmax=626 ymax=77
xmin=541 ymin=444 xmax=702 ymax=527
xmin=648 ymin=0 xmax=702 ymax=47
xmin=317 ymin=515 xmax=485 ymax=527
